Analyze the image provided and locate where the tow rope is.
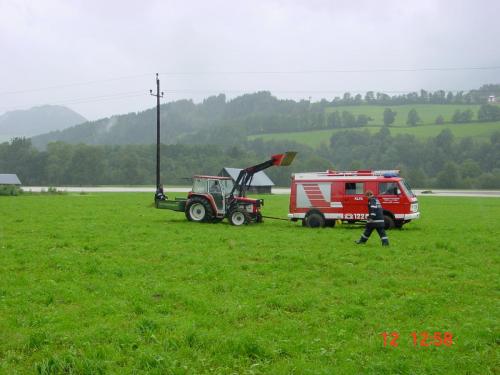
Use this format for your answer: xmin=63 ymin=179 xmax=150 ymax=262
xmin=261 ymin=215 xmax=290 ymax=221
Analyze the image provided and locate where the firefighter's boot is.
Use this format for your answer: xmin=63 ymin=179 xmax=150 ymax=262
xmin=355 ymin=238 xmax=367 ymax=245
xmin=382 ymin=237 xmax=389 ymax=246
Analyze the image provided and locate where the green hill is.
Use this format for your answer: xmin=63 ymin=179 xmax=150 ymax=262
xmin=324 ymin=104 xmax=480 ymax=126
xmin=248 ymin=122 xmax=500 ymax=147
xmin=248 ymin=103 xmax=499 ymax=147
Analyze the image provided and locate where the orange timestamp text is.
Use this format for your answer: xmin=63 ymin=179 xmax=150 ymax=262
xmin=381 ymin=331 xmax=454 ymax=348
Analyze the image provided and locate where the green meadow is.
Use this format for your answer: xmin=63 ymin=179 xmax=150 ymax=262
xmin=0 ymin=193 xmax=498 ymax=374
xmin=248 ymin=104 xmax=500 ymax=147
xmin=249 ymin=122 xmax=500 ymax=148
xmin=324 ymin=104 xmax=481 ymax=127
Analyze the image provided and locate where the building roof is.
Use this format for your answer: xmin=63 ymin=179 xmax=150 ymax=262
xmin=0 ymin=174 xmax=21 ymax=185
xmin=220 ymin=168 xmax=275 ymax=186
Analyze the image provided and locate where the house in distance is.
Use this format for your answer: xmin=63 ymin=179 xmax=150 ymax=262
xmin=219 ymin=167 xmax=274 ymax=194
xmin=0 ymin=174 xmax=21 ymax=187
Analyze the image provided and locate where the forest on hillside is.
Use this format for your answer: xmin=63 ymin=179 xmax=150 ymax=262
xmin=2 ymin=128 xmax=500 ymax=189
xmin=31 ymin=85 xmax=500 ymax=149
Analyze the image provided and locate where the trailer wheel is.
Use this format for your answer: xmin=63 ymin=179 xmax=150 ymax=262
xmin=305 ymin=212 xmax=325 ymax=228
xmin=186 ymin=197 xmax=213 ymax=223
xmin=229 ymin=209 xmax=249 ymax=226
xmin=384 ymin=214 xmax=395 ymax=230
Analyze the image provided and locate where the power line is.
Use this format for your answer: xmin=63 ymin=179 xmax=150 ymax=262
xmin=0 ymin=73 xmax=151 ymax=96
xmin=0 ymin=91 xmax=146 ymax=111
xmin=0 ymin=87 xmax=484 ymax=113
xmin=159 ymin=66 xmax=500 ymax=75
xmin=0 ymin=65 xmax=498 ymax=96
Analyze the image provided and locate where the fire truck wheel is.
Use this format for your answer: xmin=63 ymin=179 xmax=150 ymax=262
xmin=394 ymin=220 xmax=404 ymax=229
xmin=185 ymin=197 xmax=214 ymax=223
xmin=384 ymin=214 xmax=395 ymax=230
xmin=305 ymin=212 xmax=325 ymax=228
xmin=325 ymin=220 xmax=336 ymax=228
xmin=229 ymin=209 xmax=249 ymax=226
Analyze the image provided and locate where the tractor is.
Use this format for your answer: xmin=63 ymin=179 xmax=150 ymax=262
xmin=156 ymin=152 xmax=296 ymax=225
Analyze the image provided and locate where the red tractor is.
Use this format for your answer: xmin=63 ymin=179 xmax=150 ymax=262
xmin=156 ymin=152 xmax=296 ymax=225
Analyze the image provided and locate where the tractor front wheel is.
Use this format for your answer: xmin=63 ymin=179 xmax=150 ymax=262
xmin=185 ymin=197 xmax=214 ymax=223
xmin=229 ymin=209 xmax=249 ymax=226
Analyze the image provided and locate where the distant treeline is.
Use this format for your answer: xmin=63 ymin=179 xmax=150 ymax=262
xmin=329 ymin=84 xmax=500 ymax=106
xmin=322 ymin=128 xmax=500 ymax=189
xmin=32 ymin=85 xmax=500 ymax=149
xmin=3 ymin=129 xmax=500 ymax=189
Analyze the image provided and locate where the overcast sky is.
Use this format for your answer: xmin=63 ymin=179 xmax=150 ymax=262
xmin=1 ymin=0 xmax=499 ymax=120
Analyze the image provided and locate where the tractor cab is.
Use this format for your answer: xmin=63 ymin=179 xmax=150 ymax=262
xmin=190 ymin=176 xmax=234 ymax=216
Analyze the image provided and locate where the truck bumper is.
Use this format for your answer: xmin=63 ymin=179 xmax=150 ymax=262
xmin=395 ymin=212 xmax=420 ymax=220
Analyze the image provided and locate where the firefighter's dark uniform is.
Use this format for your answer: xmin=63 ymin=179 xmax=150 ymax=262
xmin=356 ymin=196 xmax=389 ymax=246
xmin=155 ymin=186 xmax=166 ymax=201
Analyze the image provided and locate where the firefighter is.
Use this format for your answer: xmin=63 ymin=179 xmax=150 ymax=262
xmin=155 ymin=184 xmax=167 ymax=201
xmin=355 ymin=190 xmax=389 ymax=246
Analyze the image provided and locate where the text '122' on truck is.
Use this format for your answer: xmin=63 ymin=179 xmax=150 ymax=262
xmin=288 ymin=170 xmax=420 ymax=229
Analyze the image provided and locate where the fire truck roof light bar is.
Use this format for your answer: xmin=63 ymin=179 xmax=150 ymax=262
xmin=304 ymin=170 xmax=401 ymax=177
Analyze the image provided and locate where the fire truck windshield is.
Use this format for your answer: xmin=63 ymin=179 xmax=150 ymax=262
xmin=400 ymin=179 xmax=415 ymax=197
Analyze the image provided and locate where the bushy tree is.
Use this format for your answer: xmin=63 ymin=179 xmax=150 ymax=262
xmin=478 ymin=104 xmax=500 ymax=122
xmin=355 ymin=114 xmax=372 ymax=127
xmin=436 ymin=162 xmax=460 ymax=188
xmin=452 ymin=109 xmax=474 ymax=123
xmin=435 ymin=115 xmax=445 ymax=124
xmin=407 ymin=109 xmax=421 ymax=126
xmin=383 ymin=108 xmax=397 ymax=126
xmin=341 ymin=111 xmax=356 ymax=127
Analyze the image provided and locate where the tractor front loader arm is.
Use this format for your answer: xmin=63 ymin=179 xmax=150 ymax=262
xmin=230 ymin=151 xmax=297 ymax=197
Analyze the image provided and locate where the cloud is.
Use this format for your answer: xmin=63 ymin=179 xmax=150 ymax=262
xmin=0 ymin=0 xmax=498 ymax=120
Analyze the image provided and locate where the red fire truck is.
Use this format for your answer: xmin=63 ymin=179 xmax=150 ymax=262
xmin=288 ymin=170 xmax=420 ymax=229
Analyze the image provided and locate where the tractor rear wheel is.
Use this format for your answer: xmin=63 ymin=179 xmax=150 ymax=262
xmin=229 ymin=209 xmax=249 ymax=226
xmin=185 ymin=197 xmax=214 ymax=223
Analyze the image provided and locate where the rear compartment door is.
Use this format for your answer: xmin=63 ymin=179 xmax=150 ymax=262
xmin=343 ymin=181 xmax=367 ymax=220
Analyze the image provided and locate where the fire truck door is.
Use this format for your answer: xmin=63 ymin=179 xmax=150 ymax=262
xmin=378 ymin=181 xmax=401 ymax=207
xmin=343 ymin=182 xmax=367 ymax=220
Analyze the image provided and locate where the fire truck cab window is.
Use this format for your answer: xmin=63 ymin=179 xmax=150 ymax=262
xmin=379 ymin=182 xmax=399 ymax=195
xmin=345 ymin=182 xmax=364 ymax=195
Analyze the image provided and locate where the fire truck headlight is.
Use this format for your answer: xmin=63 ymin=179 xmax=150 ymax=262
xmin=411 ymin=203 xmax=419 ymax=212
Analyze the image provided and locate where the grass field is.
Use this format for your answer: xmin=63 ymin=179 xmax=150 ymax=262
xmin=0 ymin=193 xmax=498 ymax=374
xmin=324 ymin=104 xmax=481 ymax=127
xmin=248 ymin=122 xmax=500 ymax=148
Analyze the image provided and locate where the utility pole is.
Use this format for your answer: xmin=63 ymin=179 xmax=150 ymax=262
xmin=150 ymin=73 xmax=164 ymax=197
